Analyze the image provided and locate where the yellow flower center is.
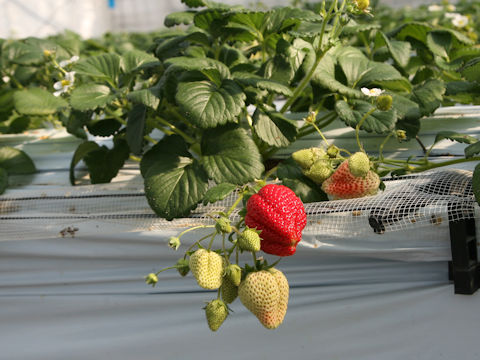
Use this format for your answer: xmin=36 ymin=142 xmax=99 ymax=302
xmin=61 ymin=80 xmax=70 ymax=86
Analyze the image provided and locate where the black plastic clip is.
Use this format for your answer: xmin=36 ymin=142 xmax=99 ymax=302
xmin=448 ymin=217 xmax=480 ymax=294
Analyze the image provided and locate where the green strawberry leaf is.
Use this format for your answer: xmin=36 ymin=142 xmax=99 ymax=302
xmin=121 ymin=50 xmax=160 ymax=73
xmin=202 ymin=183 xmax=237 ymax=205
xmin=176 ymin=80 xmax=245 ymax=128
xmin=0 ymin=167 xmax=7 ymax=195
xmin=281 ymin=177 xmax=328 ymax=203
xmin=182 ymin=0 xmax=206 ymax=8
xmin=140 ymin=135 xmax=191 ymax=177
xmin=70 ymin=84 xmax=118 ymax=111
xmin=276 ymin=157 xmax=303 ymax=180
xmin=144 ymin=155 xmax=209 ymax=220
xmin=0 ymin=147 xmax=36 ymax=174
xmin=233 ymin=72 xmax=293 ymax=96
xmin=376 ymin=32 xmax=412 ymax=68
xmin=253 ymin=109 xmax=298 ymax=148
xmin=411 ymin=79 xmax=445 ymax=117
xmin=126 ymin=104 xmax=147 ymax=155
xmin=73 ymin=53 xmax=121 ymax=84
xmin=2 ymin=41 xmax=45 ymax=65
xmin=434 ymin=131 xmax=478 ymax=145
xmin=13 ymin=88 xmax=68 ymax=115
xmin=472 ymin=163 xmax=480 ymax=206
xmin=200 ymin=124 xmax=264 ymax=184
xmin=59 ymin=110 xmax=89 ymax=139
xmin=127 ymin=88 xmax=160 ymax=109
xmin=83 ymin=138 xmax=130 ymax=184
xmin=461 ymin=58 xmax=480 ymax=83
xmin=426 ymin=31 xmax=452 ymax=59
xmin=390 ymin=22 xmax=432 ymax=44
xmin=70 ymin=141 xmax=101 ymax=185
xmin=465 ymin=142 xmax=480 ymax=159
xmin=312 ymin=52 xmax=363 ymax=98
xmin=335 ymin=100 xmax=396 ymax=134
xmin=164 ymin=11 xmax=196 ymax=27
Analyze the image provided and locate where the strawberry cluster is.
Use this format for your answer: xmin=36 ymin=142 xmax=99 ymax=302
xmin=146 ymin=183 xmax=307 ymax=331
xmin=293 ymin=148 xmax=381 ymax=200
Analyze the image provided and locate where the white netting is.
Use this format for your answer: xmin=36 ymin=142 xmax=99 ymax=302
xmin=0 ymin=168 xmax=476 ymax=243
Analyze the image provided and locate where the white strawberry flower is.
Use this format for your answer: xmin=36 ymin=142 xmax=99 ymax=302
xmin=428 ymin=4 xmax=443 ymax=11
xmin=451 ymin=14 xmax=468 ymax=28
xmin=59 ymin=55 xmax=80 ymax=68
xmin=361 ymin=87 xmax=384 ymax=97
xmin=445 ymin=12 xmax=460 ymax=18
xmin=53 ymin=71 xmax=75 ymax=96
xmin=2 ymin=76 xmax=10 ymax=83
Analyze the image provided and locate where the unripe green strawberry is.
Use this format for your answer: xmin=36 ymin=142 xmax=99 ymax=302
xmin=348 ymin=152 xmax=370 ymax=177
xmin=322 ymin=160 xmax=380 ymax=199
xmin=326 ymin=144 xmax=339 ymax=158
xmin=189 ymin=249 xmax=225 ymax=289
xmin=225 ymin=264 xmax=242 ymax=286
xmin=238 ymin=228 xmax=261 ymax=252
xmin=292 ymin=149 xmax=315 ymax=169
xmin=303 ymin=159 xmax=333 ymax=184
xmin=238 ymin=268 xmax=289 ymax=329
xmin=176 ymin=258 xmax=190 ymax=277
xmin=292 ymin=147 xmax=326 ymax=170
xmin=215 ymin=216 xmax=232 ymax=234
xmin=376 ymin=94 xmax=393 ymax=111
xmin=355 ymin=0 xmax=369 ymax=11
xmin=205 ymin=299 xmax=228 ymax=332
xmin=221 ymin=275 xmax=238 ymax=304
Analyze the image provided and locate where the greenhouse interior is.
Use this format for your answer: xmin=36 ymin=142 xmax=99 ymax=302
xmin=1 ymin=0 xmax=480 ymax=359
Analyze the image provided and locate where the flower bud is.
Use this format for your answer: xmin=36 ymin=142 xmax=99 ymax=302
xmin=167 ymin=236 xmax=181 ymax=250
xmin=225 ymin=264 xmax=242 ymax=286
xmin=396 ymin=130 xmax=407 ymax=141
xmin=145 ymin=273 xmax=158 ymax=286
xmin=215 ymin=217 xmax=232 ymax=234
xmin=376 ymin=94 xmax=393 ymax=111
xmin=43 ymin=49 xmax=53 ymax=57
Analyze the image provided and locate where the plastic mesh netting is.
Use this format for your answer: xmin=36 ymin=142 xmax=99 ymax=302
xmin=0 ymin=169 xmax=476 ymax=243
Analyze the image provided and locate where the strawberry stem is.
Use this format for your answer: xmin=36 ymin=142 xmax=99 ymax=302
xmin=184 ymin=232 xmax=216 ymax=259
xmin=355 ymin=108 xmax=376 ymax=153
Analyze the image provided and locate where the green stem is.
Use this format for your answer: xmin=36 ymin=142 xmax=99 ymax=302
xmin=207 ymin=232 xmax=217 ymax=250
xmin=279 ymin=0 xmax=337 ymax=114
xmin=410 ymin=156 xmax=480 ymax=173
xmin=178 ymin=225 xmax=215 ymax=239
xmin=155 ymin=265 xmax=179 ymax=276
xmin=252 ymin=251 xmax=257 ymax=268
xmin=227 ymin=191 xmax=245 ymax=216
xmin=355 ymin=108 xmax=376 ymax=153
xmin=155 ymin=116 xmax=196 ymax=144
xmin=222 ymin=234 xmax=229 ymax=264
xmin=311 ymin=121 xmax=330 ymax=147
xmin=378 ymin=133 xmax=393 ymax=162
xmin=298 ymin=112 xmax=337 ymax=138
xmin=184 ymin=231 xmax=216 ymax=259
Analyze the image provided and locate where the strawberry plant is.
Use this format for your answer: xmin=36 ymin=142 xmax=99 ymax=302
xmin=1 ymin=0 xmax=480 ymax=209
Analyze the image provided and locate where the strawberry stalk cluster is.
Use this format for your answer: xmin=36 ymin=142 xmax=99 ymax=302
xmin=145 ymin=183 xmax=307 ymax=331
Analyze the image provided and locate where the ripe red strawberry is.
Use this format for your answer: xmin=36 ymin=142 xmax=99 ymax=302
xmin=238 ymin=268 xmax=289 ymax=329
xmin=321 ymin=160 xmax=380 ymax=199
xmin=245 ymin=184 xmax=306 ymax=256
